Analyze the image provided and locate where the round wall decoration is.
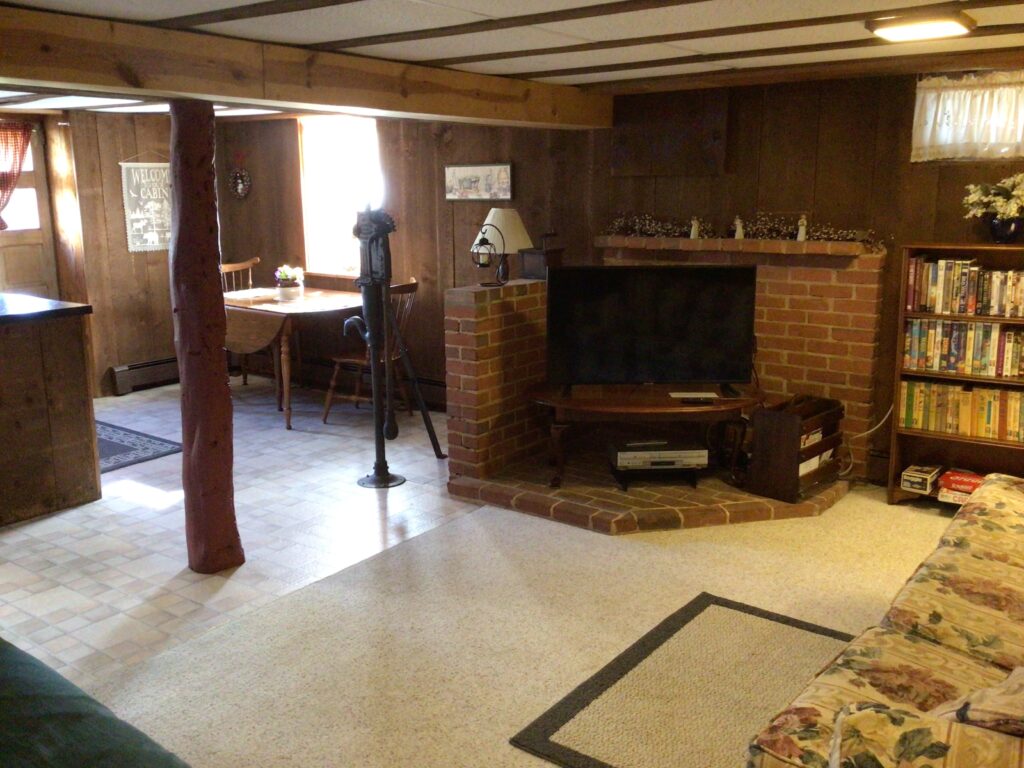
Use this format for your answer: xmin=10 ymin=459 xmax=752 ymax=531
xmin=229 ymin=168 xmax=252 ymax=199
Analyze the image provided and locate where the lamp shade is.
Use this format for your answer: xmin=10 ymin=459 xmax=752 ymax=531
xmin=472 ymin=208 xmax=534 ymax=255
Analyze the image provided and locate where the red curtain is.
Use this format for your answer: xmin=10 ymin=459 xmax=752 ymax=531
xmin=0 ymin=121 xmax=34 ymax=231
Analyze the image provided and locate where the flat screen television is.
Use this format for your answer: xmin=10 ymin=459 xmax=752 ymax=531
xmin=546 ymin=266 xmax=756 ymax=385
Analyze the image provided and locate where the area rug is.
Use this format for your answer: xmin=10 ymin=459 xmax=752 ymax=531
xmin=512 ymin=592 xmax=853 ymax=768
xmin=96 ymin=421 xmax=181 ymax=473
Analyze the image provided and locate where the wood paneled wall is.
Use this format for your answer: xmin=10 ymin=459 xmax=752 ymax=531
xmin=68 ymin=112 xmax=175 ymax=395
xmin=591 ymin=75 xmax=1023 ymax=479
xmin=217 ymin=117 xmax=592 ymax=389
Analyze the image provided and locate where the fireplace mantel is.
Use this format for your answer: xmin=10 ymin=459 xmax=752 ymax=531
xmin=594 ymin=235 xmax=873 ymax=257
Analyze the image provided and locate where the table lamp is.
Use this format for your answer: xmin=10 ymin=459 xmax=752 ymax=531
xmin=470 ymin=207 xmax=534 ymax=287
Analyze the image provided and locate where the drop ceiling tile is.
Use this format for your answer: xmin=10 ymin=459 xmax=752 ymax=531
xmin=9 ymin=0 xmax=241 ymax=22
xmin=973 ymin=5 xmax=1024 ymax=24
xmin=426 ymin=0 xmax=613 ymax=15
xmin=346 ymin=27 xmax=589 ymax=63
xmin=199 ymin=0 xmax=485 ymax=45
xmin=668 ymin=21 xmax=874 ymax=55
xmin=535 ymin=0 xmax=941 ymax=41
xmin=457 ymin=43 xmax=704 ymax=77
xmin=713 ymin=32 xmax=1024 ymax=69
xmin=535 ymin=62 xmax=733 ymax=86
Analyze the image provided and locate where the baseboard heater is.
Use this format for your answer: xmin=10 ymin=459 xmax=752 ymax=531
xmin=111 ymin=357 xmax=180 ymax=395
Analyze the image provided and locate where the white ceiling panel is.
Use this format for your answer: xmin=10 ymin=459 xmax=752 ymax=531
xmin=346 ymin=26 xmax=589 ymax=62
xmin=712 ymin=32 xmax=1024 ymax=69
xmin=972 ymin=5 xmax=1024 ymax=24
xmin=457 ymin=43 xmax=705 ymax=76
xmin=200 ymin=0 xmax=486 ymax=45
xmin=535 ymin=0 xmax=942 ymax=42
xmin=9 ymin=0 xmax=241 ymax=22
xmin=666 ymin=21 xmax=874 ymax=55
xmin=426 ymin=0 xmax=614 ymax=15
xmin=536 ymin=62 xmax=732 ymax=86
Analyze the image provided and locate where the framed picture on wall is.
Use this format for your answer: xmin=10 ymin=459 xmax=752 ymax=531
xmin=444 ymin=163 xmax=512 ymax=201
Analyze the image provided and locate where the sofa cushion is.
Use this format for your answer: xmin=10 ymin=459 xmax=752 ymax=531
xmin=747 ymin=626 xmax=1004 ymax=768
xmin=883 ymin=546 xmax=1024 ymax=670
xmin=930 ymin=666 xmax=1024 ymax=737
xmin=939 ymin=474 xmax=1024 ymax=571
xmin=0 ymin=637 xmax=189 ymax=767
xmin=828 ymin=703 xmax=1024 ymax=768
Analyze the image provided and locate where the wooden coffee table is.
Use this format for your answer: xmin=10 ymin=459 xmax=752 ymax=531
xmin=530 ymin=384 xmax=763 ymax=488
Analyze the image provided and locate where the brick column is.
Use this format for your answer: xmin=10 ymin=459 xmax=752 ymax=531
xmin=445 ymin=280 xmax=547 ymax=479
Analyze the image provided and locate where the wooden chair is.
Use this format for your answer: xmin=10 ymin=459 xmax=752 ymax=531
xmin=221 ymin=257 xmax=262 ymax=384
xmin=221 ymin=256 xmax=260 ymax=292
xmin=322 ymin=278 xmax=418 ymax=423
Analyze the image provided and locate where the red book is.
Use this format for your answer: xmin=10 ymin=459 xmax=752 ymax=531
xmin=938 ymin=469 xmax=985 ymax=493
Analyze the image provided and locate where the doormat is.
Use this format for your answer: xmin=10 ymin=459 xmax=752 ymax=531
xmin=96 ymin=421 xmax=181 ymax=473
xmin=510 ymin=592 xmax=852 ymax=768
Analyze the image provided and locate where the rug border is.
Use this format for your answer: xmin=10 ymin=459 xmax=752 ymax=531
xmin=509 ymin=591 xmax=854 ymax=768
xmin=96 ymin=420 xmax=182 ymax=474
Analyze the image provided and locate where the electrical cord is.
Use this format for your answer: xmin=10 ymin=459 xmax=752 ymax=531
xmin=838 ymin=403 xmax=894 ymax=477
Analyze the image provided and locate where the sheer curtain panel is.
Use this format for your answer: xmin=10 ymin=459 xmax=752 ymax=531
xmin=912 ymin=71 xmax=1024 ymax=162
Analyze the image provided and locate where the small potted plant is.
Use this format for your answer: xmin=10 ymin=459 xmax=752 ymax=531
xmin=964 ymin=172 xmax=1024 ymax=243
xmin=274 ymin=265 xmax=304 ymax=302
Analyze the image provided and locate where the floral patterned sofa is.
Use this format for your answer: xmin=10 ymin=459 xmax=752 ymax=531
xmin=748 ymin=473 xmax=1024 ymax=768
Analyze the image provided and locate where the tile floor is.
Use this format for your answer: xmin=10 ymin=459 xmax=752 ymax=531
xmin=0 ymin=377 xmax=479 ymax=689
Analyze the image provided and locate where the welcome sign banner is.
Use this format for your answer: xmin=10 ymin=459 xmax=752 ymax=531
xmin=120 ymin=162 xmax=172 ymax=253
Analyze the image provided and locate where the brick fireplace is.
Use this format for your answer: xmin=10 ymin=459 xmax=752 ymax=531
xmin=444 ymin=244 xmax=883 ymax=528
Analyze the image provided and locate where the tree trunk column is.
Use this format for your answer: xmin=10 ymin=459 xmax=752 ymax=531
xmin=169 ymin=99 xmax=245 ymax=574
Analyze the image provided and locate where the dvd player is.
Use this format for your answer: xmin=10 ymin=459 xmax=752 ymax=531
xmin=608 ymin=440 xmax=708 ymax=470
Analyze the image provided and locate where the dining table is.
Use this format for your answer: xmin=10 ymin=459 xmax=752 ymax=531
xmin=224 ymin=287 xmax=363 ymax=429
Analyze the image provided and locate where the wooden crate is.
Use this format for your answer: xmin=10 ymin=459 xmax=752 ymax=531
xmin=747 ymin=396 xmax=844 ymax=503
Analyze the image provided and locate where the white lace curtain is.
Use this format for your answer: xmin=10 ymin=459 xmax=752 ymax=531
xmin=912 ymin=70 xmax=1024 ymax=162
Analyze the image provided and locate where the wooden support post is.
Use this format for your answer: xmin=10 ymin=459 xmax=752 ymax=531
xmin=169 ymin=99 xmax=245 ymax=574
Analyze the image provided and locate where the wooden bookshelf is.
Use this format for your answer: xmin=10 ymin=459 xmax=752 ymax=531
xmin=888 ymin=243 xmax=1024 ymax=504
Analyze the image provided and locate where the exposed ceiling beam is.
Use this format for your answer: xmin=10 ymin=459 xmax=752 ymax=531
xmin=152 ymin=0 xmax=364 ymax=29
xmin=311 ymin=0 xmax=711 ymax=51
xmin=585 ymin=44 xmax=1024 ymax=94
xmin=515 ymin=23 xmax=1024 ymax=80
xmin=425 ymin=0 xmax=1020 ymax=67
xmin=0 ymin=6 xmax=612 ymax=128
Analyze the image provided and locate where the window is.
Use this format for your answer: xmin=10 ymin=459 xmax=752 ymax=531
xmin=298 ymin=115 xmax=385 ymax=276
xmin=1 ymin=144 xmax=40 ymax=232
xmin=912 ymin=71 xmax=1024 ymax=161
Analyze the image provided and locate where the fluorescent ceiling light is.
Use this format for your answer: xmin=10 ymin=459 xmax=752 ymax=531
xmin=3 ymin=95 xmax=141 ymax=110
xmin=215 ymin=108 xmax=282 ymax=117
xmin=0 ymin=90 xmax=31 ymax=99
xmin=866 ymin=10 xmax=975 ymax=42
xmin=92 ymin=103 xmax=171 ymax=113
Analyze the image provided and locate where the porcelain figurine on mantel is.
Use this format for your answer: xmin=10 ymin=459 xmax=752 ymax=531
xmin=797 ymin=214 xmax=808 ymax=242
xmin=733 ymin=216 xmax=744 ymax=239
xmin=690 ymin=217 xmax=700 ymax=239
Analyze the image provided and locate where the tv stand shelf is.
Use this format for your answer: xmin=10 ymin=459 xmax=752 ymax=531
xmin=530 ymin=384 xmax=763 ymax=488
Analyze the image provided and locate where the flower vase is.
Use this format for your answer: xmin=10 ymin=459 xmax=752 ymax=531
xmin=277 ymin=282 xmax=303 ymax=302
xmin=988 ymin=217 xmax=1024 ymax=244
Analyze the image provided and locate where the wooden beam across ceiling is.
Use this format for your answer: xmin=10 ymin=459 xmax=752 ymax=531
xmin=586 ymin=44 xmax=1024 ymax=94
xmin=515 ymin=23 xmax=1024 ymax=80
xmin=424 ymin=0 xmax=1021 ymax=67
xmin=0 ymin=5 xmax=612 ymax=128
xmin=152 ymin=0 xmax=363 ymax=29
xmin=311 ymin=0 xmax=710 ymax=51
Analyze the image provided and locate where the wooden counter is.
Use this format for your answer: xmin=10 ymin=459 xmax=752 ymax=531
xmin=0 ymin=293 xmax=100 ymax=525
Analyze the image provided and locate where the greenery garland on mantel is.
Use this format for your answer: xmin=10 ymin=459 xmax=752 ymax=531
xmin=604 ymin=212 xmax=883 ymax=250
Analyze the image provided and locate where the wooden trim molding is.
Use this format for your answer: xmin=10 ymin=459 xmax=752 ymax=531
xmin=0 ymin=6 xmax=611 ymax=128
xmin=152 ymin=0 xmax=361 ymax=29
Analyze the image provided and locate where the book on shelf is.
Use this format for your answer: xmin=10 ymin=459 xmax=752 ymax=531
xmin=899 ymin=380 xmax=1024 ymax=442
xmin=905 ymin=256 xmax=1024 ymax=317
